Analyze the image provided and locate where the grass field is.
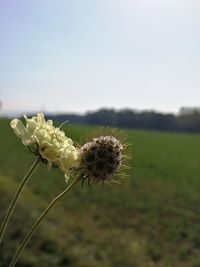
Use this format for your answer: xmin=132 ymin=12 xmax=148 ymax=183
xmin=1 ymin=118 xmax=200 ymax=267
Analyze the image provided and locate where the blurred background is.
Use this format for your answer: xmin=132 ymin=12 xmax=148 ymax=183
xmin=1 ymin=1 xmax=200 ymax=266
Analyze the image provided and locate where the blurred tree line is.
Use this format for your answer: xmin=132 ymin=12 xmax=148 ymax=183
xmin=48 ymin=107 xmax=200 ymax=133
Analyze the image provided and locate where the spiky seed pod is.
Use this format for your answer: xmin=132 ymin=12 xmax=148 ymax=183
xmin=79 ymin=135 xmax=124 ymax=185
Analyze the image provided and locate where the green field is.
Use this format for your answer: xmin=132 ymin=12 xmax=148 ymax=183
xmin=1 ymin=118 xmax=200 ymax=267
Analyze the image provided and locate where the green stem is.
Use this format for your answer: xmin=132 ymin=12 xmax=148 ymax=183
xmin=9 ymin=175 xmax=81 ymax=267
xmin=0 ymin=157 xmax=40 ymax=244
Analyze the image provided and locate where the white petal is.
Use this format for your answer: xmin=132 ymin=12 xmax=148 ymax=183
xmin=37 ymin=113 xmax=45 ymax=124
xmin=10 ymin=119 xmax=28 ymax=139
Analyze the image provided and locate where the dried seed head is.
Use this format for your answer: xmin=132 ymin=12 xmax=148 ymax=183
xmin=79 ymin=135 xmax=124 ymax=184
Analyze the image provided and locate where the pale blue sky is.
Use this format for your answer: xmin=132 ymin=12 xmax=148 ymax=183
xmin=0 ymin=0 xmax=200 ymax=114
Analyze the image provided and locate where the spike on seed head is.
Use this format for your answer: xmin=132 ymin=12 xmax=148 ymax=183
xmin=79 ymin=135 xmax=125 ymax=184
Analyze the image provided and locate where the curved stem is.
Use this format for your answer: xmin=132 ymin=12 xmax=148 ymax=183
xmin=0 ymin=157 xmax=40 ymax=244
xmin=9 ymin=175 xmax=81 ymax=267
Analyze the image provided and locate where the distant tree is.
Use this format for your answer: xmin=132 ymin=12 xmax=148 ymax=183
xmin=117 ymin=109 xmax=138 ymax=128
xmin=179 ymin=106 xmax=200 ymax=116
xmin=85 ymin=109 xmax=117 ymax=126
xmin=176 ymin=108 xmax=200 ymax=132
xmin=46 ymin=106 xmax=200 ymax=133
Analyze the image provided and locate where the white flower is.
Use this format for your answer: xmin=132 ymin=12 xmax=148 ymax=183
xmin=10 ymin=113 xmax=81 ymax=177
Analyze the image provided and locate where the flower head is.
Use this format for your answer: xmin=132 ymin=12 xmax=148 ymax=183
xmin=79 ymin=135 xmax=127 ymax=185
xmin=10 ymin=113 xmax=81 ymax=177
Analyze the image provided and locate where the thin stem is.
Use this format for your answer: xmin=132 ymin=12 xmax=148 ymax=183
xmin=0 ymin=157 xmax=40 ymax=244
xmin=9 ymin=175 xmax=81 ymax=267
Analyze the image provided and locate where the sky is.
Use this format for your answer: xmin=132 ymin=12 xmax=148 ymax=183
xmin=0 ymin=0 xmax=200 ymax=115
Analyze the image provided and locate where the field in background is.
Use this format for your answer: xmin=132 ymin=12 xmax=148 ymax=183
xmin=1 ymin=118 xmax=200 ymax=267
